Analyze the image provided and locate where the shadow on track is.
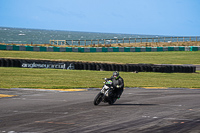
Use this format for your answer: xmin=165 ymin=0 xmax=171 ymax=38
xmin=113 ymin=103 xmax=158 ymax=106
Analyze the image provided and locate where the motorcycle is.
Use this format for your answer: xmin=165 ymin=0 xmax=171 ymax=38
xmin=94 ymin=79 xmax=117 ymax=105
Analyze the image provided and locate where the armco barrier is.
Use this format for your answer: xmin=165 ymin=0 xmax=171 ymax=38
xmin=0 ymin=44 xmax=200 ymax=52
xmin=0 ymin=58 xmax=196 ymax=73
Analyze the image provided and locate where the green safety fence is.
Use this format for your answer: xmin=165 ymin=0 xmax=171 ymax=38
xmin=0 ymin=44 xmax=199 ymax=52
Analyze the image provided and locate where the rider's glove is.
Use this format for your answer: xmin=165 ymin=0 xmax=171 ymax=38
xmin=104 ymin=78 xmax=107 ymax=81
xmin=116 ymin=85 xmax=120 ymax=88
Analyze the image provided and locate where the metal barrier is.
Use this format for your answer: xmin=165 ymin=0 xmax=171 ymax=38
xmin=50 ymin=36 xmax=200 ymax=46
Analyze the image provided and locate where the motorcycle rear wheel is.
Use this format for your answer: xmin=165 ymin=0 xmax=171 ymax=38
xmin=108 ymin=98 xmax=117 ymax=105
xmin=94 ymin=92 xmax=103 ymax=105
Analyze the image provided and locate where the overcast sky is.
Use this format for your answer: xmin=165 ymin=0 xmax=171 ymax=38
xmin=0 ymin=0 xmax=199 ymax=36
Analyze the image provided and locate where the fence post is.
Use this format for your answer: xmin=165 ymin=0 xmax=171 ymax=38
xmin=123 ymin=38 xmax=124 ymax=44
xmin=78 ymin=40 xmax=80 ymax=46
xmin=183 ymin=37 xmax=184 ymax=42
xmin=104 ymin=39 xmax=105 ymax=45
xmin=72 ymin=40 xmax=73 ymax=46
xmin=117 ymin=39 xmax=118 ymax=44
xmin=129 ymin=38 xmax=130 ymax=44
xmin=135 ymin=38 xmax=136 ymax=43
xmin=177 ymin=37 xmax=178 ymax=42
xmin=85 ymin=40 xmax=86 ymax=46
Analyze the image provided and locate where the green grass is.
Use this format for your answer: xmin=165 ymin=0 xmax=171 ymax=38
xmin=1 ymin=50 xmax=200 ymax=89
xmin=0 ymin=67 xmax=199 ymax=89
xmin=0 ymin=50 xmax=200 ymax=64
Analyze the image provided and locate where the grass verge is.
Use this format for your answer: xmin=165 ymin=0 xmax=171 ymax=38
xmin=0 ymin=50 xmax=200 ymax=64
xmin=0 ymin=67 xmax=199 ymax=89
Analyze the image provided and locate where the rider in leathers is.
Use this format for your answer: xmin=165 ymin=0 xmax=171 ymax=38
xmin=106 ymin=71 xmax=124 ymax=98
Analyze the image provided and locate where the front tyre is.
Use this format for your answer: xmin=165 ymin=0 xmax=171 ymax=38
xmin=94 ymin=92 xmax=103 ymax=105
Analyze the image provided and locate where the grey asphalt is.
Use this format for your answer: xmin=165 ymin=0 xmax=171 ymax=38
xmin=0 ymin=88 xmax=200 ymax=133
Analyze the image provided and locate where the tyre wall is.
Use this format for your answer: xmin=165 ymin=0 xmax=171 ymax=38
xmin=0 ymin=58 xmax=196 ymax=73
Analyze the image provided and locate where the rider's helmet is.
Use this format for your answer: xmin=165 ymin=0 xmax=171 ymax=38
xmin=113 ymin=71 xmax=119 ymax=79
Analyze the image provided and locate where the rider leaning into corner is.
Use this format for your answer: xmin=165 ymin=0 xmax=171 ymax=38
xmin=106 ymin=71 xmax=124 ymax=99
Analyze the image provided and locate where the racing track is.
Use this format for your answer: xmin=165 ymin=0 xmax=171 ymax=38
xmin=0 ymin=88 xmax=200 ymax=133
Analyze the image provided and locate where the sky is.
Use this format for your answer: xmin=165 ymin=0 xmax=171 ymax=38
xmin=0 ymin=0 xmax=199 ymax=36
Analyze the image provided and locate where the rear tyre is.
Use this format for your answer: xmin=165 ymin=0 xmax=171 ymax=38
xmin=108 ymin=98 xmax=117 ymax=105
xmin=94 ymin=92 xmax=103 ymax=105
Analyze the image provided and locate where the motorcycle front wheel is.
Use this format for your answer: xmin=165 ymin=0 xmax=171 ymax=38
xmin=94 ymin=92 xmax=103 ymax=105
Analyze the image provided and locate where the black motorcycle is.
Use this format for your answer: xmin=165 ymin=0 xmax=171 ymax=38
xmin=94 ymin=79 xmax=117 ymax=105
